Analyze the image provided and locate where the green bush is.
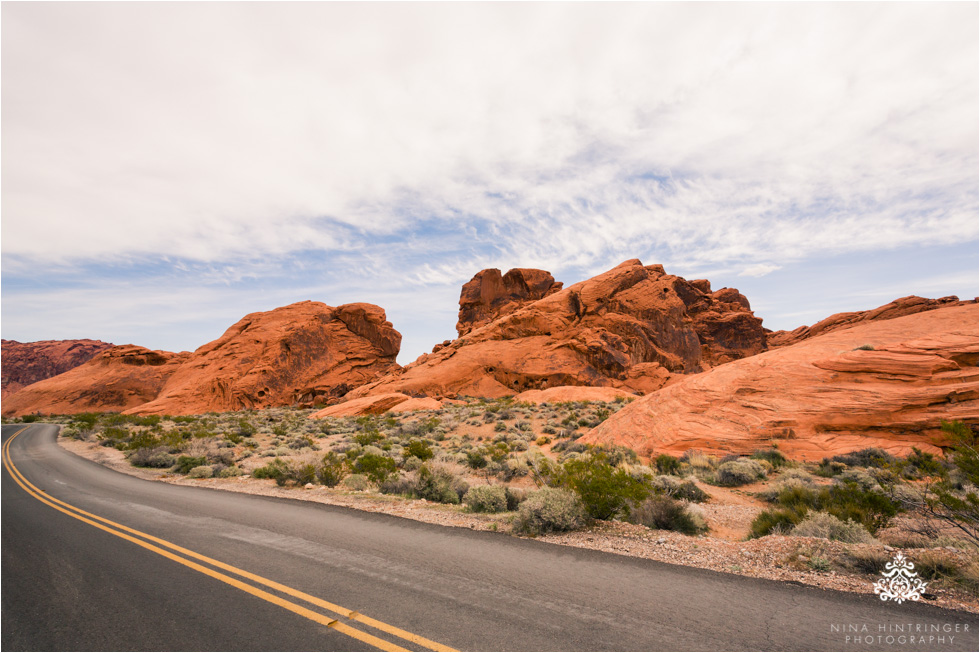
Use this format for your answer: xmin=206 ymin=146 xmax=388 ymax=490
xmin=514 ymin=488 xmax=586 ymax=536
xmin=750 ymin=508 xmax=802 ymax=538
xmin=654 ymin=454 xmax=681 ymax=475
xmin=415 ymin=464 xmax=469 ymax=504
xmin=831 ymin=448 xmax=894 ymax=469
xmin=790 ymin=511 xmax=874 ymax=544
xmin=405 ymin=439 xmax=435 ymax=461
xmin=175 ymin=455 xmax=209 ymax=475
xmin=463 ymin=485 xmax=508 ymax=513
xmin=352 ymin=453 xmax=398 ymax=485
xmin=752 ymin=448 xmax=788 ymax=469
xmin=629 ymin=496 xmax=708 ymax=535
xmin=552 ymin=451 xmax=650 ymax=520
xmin=750 ymin=480 xmax=900 ymax=538
xmin=252 ymin=458 xmax=289 ymax=485
xmin=316 ymin=451 xmax=348 ymax=487
xmin=715 ymin=459 xmax=768 ymax=486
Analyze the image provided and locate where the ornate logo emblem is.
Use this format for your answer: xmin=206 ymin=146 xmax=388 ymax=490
xmin=873 ymin=552 xmax=928 ymax=603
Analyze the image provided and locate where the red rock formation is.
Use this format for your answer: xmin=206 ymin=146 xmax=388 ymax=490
xmin=1 ymin=339 xmax=114 ymax=398
xmin=456 ymin=268 xmax=563 ymax=336
xmin=513 ymin=386 xmax=638 ymax=405
xmin=348 ymin=260 xmax=767 ymax=400
xmin=128 ymin=301 xmax=400 ymax=415
xmin=768 ymin=295 xmax=974 ymax=348
xmin=582 ymin=304 xmax=979 ymax=460
xmin=1 ymin=345 xmax=188 ymax=416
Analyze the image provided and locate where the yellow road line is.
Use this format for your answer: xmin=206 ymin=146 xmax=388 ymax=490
xmin=3 ymin=427 xmax=457 ymax=652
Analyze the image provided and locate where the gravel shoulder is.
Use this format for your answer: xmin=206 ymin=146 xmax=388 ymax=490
xmin=60 ymin=437 xmax=979 ymax=615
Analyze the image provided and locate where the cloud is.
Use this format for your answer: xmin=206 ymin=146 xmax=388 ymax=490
xmin=740 ymin=264 xmax=782 ymax=278
xmin=2 ymin=2 xmax=977 ymax=361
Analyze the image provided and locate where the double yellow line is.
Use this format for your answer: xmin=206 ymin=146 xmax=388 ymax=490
xmin=2 ymin=427 xmax=456 ymax=652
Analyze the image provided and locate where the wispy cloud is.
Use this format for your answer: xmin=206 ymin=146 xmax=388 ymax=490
xmin=2 ymin=2 xmax=977 ymax=361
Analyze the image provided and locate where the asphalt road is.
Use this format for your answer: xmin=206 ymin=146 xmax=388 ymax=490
xmin=2 ymin=423 xmax=977 ymax=651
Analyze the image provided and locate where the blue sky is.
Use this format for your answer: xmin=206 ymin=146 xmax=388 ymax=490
xmin=2 ymin=2 xmax=977 ymax=365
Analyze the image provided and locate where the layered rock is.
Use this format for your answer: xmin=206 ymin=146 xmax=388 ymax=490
xmin=128 ymin=301 xmax=401 ymax=415
xmin=582 ymin=304 xmax=979 ymax=460
xmin=1 ymin=338 xmax=114 ymax=398
xmin=768 ymin=295 xmax=974 ymax=348
xmin=348 ymin=259 xmax=767 ymax=400
xmin=456 ymin=268 xmax=563 ymax=336
xmin=513 ymin=386 xmax=638 ymax=405
xmin=1 ymin=345 xmax=188 ymax=416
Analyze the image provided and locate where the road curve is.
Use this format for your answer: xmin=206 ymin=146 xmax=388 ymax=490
xmin=2 ymin=424 xmax=977 ymax=651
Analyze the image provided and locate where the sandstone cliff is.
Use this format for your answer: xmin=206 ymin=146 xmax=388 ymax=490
xmin=1 ymin=338 xmax=114 ymax=398
xmin=2 ymin=301 xmax=401 ymax=417
xmin=127 ymin=301 xmax=400 ymax=415
xmin=1 ymin=345 xmax=188 ymax=415
xmin=768 ymin=295 xmax=974 ymax=348
xmin=346 ymin=259 xmax=767 ymax=400
xmin=581 ymin=304 xmax=979 ymax=460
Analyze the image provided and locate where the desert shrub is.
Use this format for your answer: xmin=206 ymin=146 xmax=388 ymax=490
xmin=831 ymin=448 xmax=894 ymax=469
xmin=513 ymin=488 xmax=586 ymax=536
xmin=415 ymin=464 xmax=469 ymax=504
xmin=129 ymin=446 xmax=176 ymax=469
xmin=790 ymin=511 xmax=874 ymax=544
xmin=343 ymin=474 xmax=370 ymax=491
xmin=846 ymin=548 xmax=892 ymax=575
xmin=402 ymin=455 xmax=423 ymax=471
xmin=835 ymin=468 xmax=880 ymax=492
xmin=822 ymin=482 xmax=899 ymax=534
xmin=174 ymin=455 xmax=209 ymax=475
xmin=465 ymin=450 xmax=488 ymax=470
xmin=463 ymin=485 xmax=508 ymax=513
xmin=654 ymin=454 xmax=681 ymax=475
xmin=187 ymin=465 xmax=214 ymax=479
xmin=681 ymin=450 xmax=717 ymax=470
xmin=316 ymin=451 xmax=347 ymax=487
xmin=551 ymin=451 xmax=650 ymax=520
xmin=910 ymin=551 xmax=966 ymax=584
xmin=505 ymin=486 xmax=527 ymax=511
xmin=287 ymin=459 xmax=317 ymax=486
xmin=288 ymin=435 xmax=314 ymax=449
xmin=218 ymin=465 xmax=244 ymax=478
xmin=405 ymin=439 xmax=435 ymax=461
xmin=716 ymin=459 xmax=768 ymax=486
xmin=379 ymin=473 xmax=416 ymax=496
xmin=673 ymin=480 xmax=709 ymax=503
xmin=629 ymin=496 xmax=708 ymax=535
xmin=814 ymin=460 xmax=848 ymax=478
xmin=750 ymin=508 xmax=802 ymax=538
xmin=252 ymin=458 xmax=290 ymax=485
xmin=352 ymin=453 xmax=398 ymax=485
xmin=752 ymin=448 xmax=788 ymax=469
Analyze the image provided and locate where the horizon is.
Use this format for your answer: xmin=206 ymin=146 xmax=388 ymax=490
xmin=2 ymin=2 xmax=978 ymax=365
